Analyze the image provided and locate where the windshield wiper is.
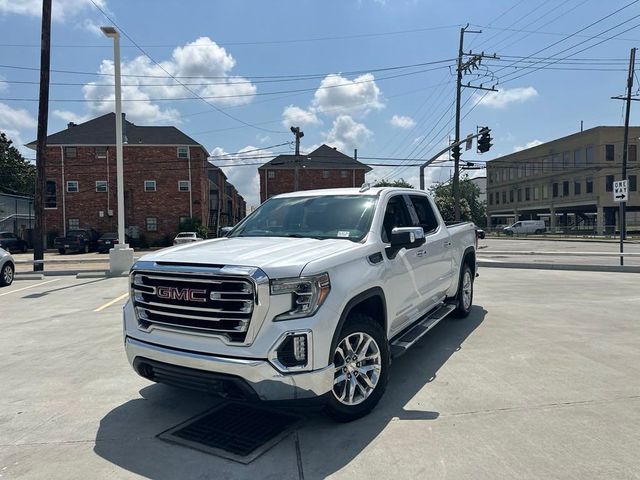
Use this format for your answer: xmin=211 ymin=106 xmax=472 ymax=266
xmin=283 ymin=234 xmax=326 ymax=240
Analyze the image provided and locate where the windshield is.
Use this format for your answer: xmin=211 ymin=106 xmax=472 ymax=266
xmin=230 ymin=195 xmax=377 ymax=241
xmin=177 ymin=233 xmax=194 ymax=237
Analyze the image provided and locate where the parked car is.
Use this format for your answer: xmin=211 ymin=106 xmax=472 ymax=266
xmin=97 ymin=233 xmax=130 ymax=253
xmin=0 ymin=231 xmax=28 ymax=253
xmin=54 ymin=229 xmax=100 ymax=254
xmin=125 ymin=187 xmax=478 ymax=421
xmin=173 ymin=232 xmax=203 ymax=245
xmin=476 ymin=228 xmax=485 ymax=240
xmin=0 ymin=248 xmax=15 ymax=287
xmin=503 ymin=220 xmax=546 ymax=236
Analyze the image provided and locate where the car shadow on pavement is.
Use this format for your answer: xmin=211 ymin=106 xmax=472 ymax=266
xmin=93 ymin=306 xmax=486 ymax=479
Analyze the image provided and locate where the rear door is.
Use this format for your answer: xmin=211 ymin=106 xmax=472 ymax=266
xmin=408 ymin=194 xmax=455 ymax=311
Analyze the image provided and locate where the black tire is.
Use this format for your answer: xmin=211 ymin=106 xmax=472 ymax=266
xmin=506 ymin=230 xmax=514 ymax=236
xmin=1 ymin=262 xmax=14 ymax=287
xmin=325 ymin=314 xmax=389 ymax=422
xmin=535 ymin=229 xmax=544 ymax=234
xmin=21 ymin=244 xmax=27 ymax=253
xmin=452 ymin=263 xmax=474 ymax=318
xmin=58 ymin=248 xmax=65 ymax=255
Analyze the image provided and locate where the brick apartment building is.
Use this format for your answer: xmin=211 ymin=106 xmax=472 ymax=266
xmin=486 ymin=126 xmax=640 ymax=233
xmin=208 ymin=164 xmax=246 ymax=234
xmin=28 ymin=113 xmax=215 ymax=245
xmin=258 ymin=144 xmax=371 ymax=202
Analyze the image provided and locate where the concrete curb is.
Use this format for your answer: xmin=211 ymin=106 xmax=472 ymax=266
xmin=14 ymin=274 xmax=45 ymax=281
xmin=477 ymin=260 xmax=640 ymax=273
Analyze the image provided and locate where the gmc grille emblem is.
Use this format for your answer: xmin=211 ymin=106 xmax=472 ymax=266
xmin=156 ymin=286 xmax=207 ymax=303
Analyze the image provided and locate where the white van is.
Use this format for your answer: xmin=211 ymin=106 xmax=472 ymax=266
xmin=503 ymin=220 xmax=546 ymax=235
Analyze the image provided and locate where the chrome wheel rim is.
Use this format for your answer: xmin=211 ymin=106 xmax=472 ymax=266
xmin=3 ymin=265 xmax=13 ymax=284
xmin=332 ymin=332 xmax=381 ymax=406
xmin=462 ymin=270 xmax=472 ymax=310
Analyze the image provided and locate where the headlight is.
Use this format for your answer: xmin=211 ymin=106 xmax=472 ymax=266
xmin=270 ymin=273 xmax=330 ymax=321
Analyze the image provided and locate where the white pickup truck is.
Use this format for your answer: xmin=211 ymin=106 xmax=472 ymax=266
xmin=124 ymin=187 xmax=478 ymax=421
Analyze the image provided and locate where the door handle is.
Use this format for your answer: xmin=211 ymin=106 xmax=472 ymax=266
xmin=416 ymin=249 xmax=427 ymax=257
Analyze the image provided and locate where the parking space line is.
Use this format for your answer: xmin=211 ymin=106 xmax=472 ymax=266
xmin=94 ymin=292 xmax=129 ymax=312
xmin=0 ymin=278 xmax=60 ymax=297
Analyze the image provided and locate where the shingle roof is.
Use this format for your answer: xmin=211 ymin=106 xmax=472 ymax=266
xmin=26 ymin=113 xmax=205 ymax=152
xmin=257 ymin=144 xmax=371 ymax=172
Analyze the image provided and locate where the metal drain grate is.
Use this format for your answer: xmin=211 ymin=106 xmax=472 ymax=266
xmin=158 ymin=402 xmax=302 ymax=464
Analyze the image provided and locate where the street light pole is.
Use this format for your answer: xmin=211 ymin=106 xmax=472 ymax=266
xmin=101 ymin=25 xmax=133 ymax=274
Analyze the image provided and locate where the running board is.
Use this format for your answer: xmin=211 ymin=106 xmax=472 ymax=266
xmin=390 ymin=303 xmax=456 ymax=358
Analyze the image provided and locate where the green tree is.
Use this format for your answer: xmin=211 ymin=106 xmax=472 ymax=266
xmin=429 ymin=175 xmax=486 ymax=227
xmin=372 ymin=178 xmax=414 ymax=188
xmin=179 ymin=217 xmax=209 ymax=240
xmin=0 ymin=131 xmax=35 ymax=196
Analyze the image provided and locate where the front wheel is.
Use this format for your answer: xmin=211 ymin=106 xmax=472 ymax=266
xmin=452 ymin=264 xmax=474 ymax=318
xmin=325 ymin=314 xmax=389 ymax=422
xmin=1 ymin=262 xmax=14 ymax=286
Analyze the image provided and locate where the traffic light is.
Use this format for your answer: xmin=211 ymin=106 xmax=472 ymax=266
xmin=477 ymin=126 xmax=493 ymax=153
xmin=451 ymin=144 xmax=462 ymax=159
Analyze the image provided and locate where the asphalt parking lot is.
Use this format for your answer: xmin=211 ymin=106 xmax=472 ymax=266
xmin=1 ymin=269 xmax=639 ymax=479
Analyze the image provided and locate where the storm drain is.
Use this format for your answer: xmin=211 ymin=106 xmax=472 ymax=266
xmin=158 ymin=402 xmax=302 ymax=464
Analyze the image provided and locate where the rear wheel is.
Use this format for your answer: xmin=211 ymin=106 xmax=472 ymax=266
xmin=1 ymin=262 xmax=14 ymax=286
xmin=325 ymin=314 xmax=389 ymax=422
xmin=452 ymin=264 xmax=473 ymax=318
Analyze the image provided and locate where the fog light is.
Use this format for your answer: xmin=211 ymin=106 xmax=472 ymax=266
xmin=275 ymin=333 xmax=310 ymax=369
xmin=293 ymin=335 xmax=307 ymax=362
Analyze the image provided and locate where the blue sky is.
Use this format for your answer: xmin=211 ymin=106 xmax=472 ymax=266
xmin=1 ymin=0 xmax=639 ymax=206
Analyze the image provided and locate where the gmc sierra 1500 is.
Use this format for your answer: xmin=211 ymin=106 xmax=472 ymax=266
xmin=123 ymin=186 xmax=477 ymax=421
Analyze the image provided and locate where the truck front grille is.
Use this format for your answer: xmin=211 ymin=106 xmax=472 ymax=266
xmin=131 ymin=271 xmax=255 ymax=342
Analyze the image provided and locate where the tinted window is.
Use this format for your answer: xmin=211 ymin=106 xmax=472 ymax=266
xmin=606 ymin=175 xmax=614 ymax=192
xmin=381 ymin=196 xmax=412 ymax=243
xmin=605 ymin=144 xmax=615 ymax=161
xmin=409 ymin=195 xmax=439 ymax=234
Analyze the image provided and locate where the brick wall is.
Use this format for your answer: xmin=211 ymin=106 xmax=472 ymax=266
xmin=259 ymin=168 xmax=366 ymax=202
xmin=43 ymin=144 xmax=209 ymax=245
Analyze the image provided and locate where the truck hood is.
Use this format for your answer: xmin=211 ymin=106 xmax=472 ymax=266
xmin=137 ymin=236 xmax=364 ymax=278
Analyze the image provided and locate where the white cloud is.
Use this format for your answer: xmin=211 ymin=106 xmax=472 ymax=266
xmin=477 ymin=86 xmax=538 ymax=109
xmin=210 ymin=145 xmax=270 ymax=208
xmin=0 ymin=103 xmax=37 ymax=129
xmin=0 ymin=0 xmax=110 ymax=34
xmin=514 ymin=139 xmax=543 ymax=152
xmin=390 ymin=114 xmax=416 ymax=129
xmin=312 ymin=73 xmax=383 ymax=116
xmin=60 ymin=37 xmax=257 ymax=124
xmin=281 ymin=105 xmax=321 ymax=128
xmin=324 ymin=115 xmax=373 ymax=152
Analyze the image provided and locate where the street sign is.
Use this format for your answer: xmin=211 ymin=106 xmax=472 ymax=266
xmin=465 ymin=134 xmax=473 ymax=151
xmin=613 ymin=180 xmax=628 ymax=202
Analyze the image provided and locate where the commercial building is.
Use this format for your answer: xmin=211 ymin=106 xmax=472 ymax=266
xmin=486 ymin=126 xmax=640 ymax=233
xmin=0 ymin=192 xmax=34 ymax=241
xmin=26 ymin=113 xmax=244 ymax=245
xmin=258 ymin=144 xmax=371 ymax=202
xmin=208 ymin=165 xmax=246 ymax=235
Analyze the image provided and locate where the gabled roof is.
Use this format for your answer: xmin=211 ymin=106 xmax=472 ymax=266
xmin=257 ymin=144 xmax=371 ymax=172
xmin=26 ymin=113 xmax=206 ymax=153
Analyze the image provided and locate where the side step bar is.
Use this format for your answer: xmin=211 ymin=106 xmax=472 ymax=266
xmin=390 ymin=303 xmax=456 ymax=358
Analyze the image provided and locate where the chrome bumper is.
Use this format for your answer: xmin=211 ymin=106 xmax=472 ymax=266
xmin=125 ymin=337 xmax=334 ymax=401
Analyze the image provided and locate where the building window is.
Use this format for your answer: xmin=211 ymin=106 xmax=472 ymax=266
xmin=267 ymin=170 xmax=276 ymax=179
xmin=96 ymin=146 xmax=107 ymax=158
xmin=95 ymin=180 xmax=108 ymax=193
xmin=146 ymin=217 xmax=158 ymax=232
xmin=586 ymin=177 xmax=593 ymax=194
xmin=64 ymin=146 xmax=77 ymax=158
xmin=178 ymin=180 xmax=190 ymax=192
xmin=562 ymin=181 xmax=569 ymax=196
xmin=177 ymin=146 xmax=189 ymax=159
xmin=552 ymin=183 xmax=559 ymax=198
xmin=574 ymin=148 xmax=582 ymax=167
xmin=586 ymin=145 xmax=594 ymax=164
xmin=605 ymin=144 xmax=615 ymax=161
xmin=340 ymin=170 xmax=349 ymax=178
xmin=45 ymin=180 xmax=57 ymax=208
xmin=509 ymin=168 xmax=514 ymax=180
xmin=542 ymin=184 xmax=549 ymax=199
xmin=533 ymin=186 xmax=540 ymax=201
xmin=562 ymin=151 xmax=570 ymax=168
xmin=517 ymin=189 xmax=522 ymax=202
xmin=144 ymin=180 xmax=156 ymax=192
xmin=552 ymin=154 xmax=561 ymax=171
xmin=68 ymin=218 xmax=79 ymax=230
xmin=525 ymin=187 xmax=531 ymax=201
xmin=605 ymin=175 xmax=614 ymax=192
xmin=629 ymin=144 xmax=637 ymax=162
xmin=629 ymin=175 xmax=637 ymax=191
xmin=489 ymin=193 xmax=493 ymax=205
xmin=502 ymin=191 xmax=506 ymax=204
xmin=574 ymin=180 xmax=581 ymax=195
xmin=323 ymin=170 xmax=330 ymax=179
xmin=495 ymin=192 xmax=500 ymax=205
xmin=509 ymin=190 xmax=514 ymax=203
xmin=543 ymin=157 xmax=550 ymax=172
xmin=517 ymin=166 xmax=523 ymax=178
xmin=66 ymin=180 xmax=78 ymax=193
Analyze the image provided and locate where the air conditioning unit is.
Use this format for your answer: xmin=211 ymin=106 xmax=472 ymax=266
xmin=107 ymin=209 xmax=114 ymax=217
xmin=99 ymin=211 xmax=105 ymax=218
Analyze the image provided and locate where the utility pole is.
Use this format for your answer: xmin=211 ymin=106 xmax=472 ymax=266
xmin=290 ymin=126 xmax=304 ymax=191
xmin=33 ymin=0 xmax=52 ymax=272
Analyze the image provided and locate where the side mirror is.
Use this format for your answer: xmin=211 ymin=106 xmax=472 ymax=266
xmin=219 ymin=226 xmax=233 ymax=237
xmin=388 ymin=227 xmax=425 ymax=256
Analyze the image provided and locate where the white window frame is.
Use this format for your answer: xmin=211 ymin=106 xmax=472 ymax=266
xmin=322 ymin=170 xmax=330 ymax=179
xmin=146 ymin=217 xmax=158 ymax=232
xmin=178 ymin=180 xmax=191 ymax=192
xmin=177 ymin=146 xmax=189 ymax=159
xmin=96 ymin=146 xmax=108 ymax=159
xmin=267 ymin=170 xmax=276 ymax=179
xmin=95 ymin=180 xmax=108 ymax=193
xmin=68 ymin=218 xmax=80 ymax=230
xmin=66 ymin=180 xmax=79 ymax=193
xmin=64 ymin=146 xmax=77 ymax=158
xmin=144 ymin=180 xmax=156 ymax=192
xmin=340 ymin=170 xmax=348 ymax=178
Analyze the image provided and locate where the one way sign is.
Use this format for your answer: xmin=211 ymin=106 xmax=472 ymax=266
xmin=613 ymin=180 xmax=628 ymax=202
